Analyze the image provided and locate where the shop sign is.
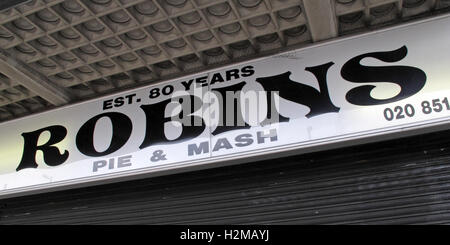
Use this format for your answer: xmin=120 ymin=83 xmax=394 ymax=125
xmin=1 ymin=15 xmax=450 ymax=197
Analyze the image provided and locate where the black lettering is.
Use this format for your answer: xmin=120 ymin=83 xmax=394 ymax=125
xmin=241 ymin=65 xmax=255 ymax=77
xmin=76 ymin=112 xmax=132 ymax=157
xmin=114 ymin=97 xmax=124 ymax=107
xmin=103 ymin=99 xmax=113 ymax=110
xmin=139 ymin=95 xmax=206 ymax=149
xmin=162 ymin=85 xmax=174 ymax=96
xmin=341 ymin=46 xmax=427 ymax=105
xmin=210 ymin=73 xmax=225 ymax=85
xmin=16 ymin=125 xmax=69 ymax=171
xmin=211 ymin=82 xmax=251 ymax=135
xmin=139 ymin=99 xmax=170 ymax=148
xmin=226 ymin=69 xmax=240 ymax=81
xmin=256 ymin=62 xmax=339 ymax=124
xmin=125 ymin=93 xmax=136 ymax=104
xmin=181 ymin=79 xmax=194 ymax=90
xmin=196 ymin=76 xmax=208 ymax=87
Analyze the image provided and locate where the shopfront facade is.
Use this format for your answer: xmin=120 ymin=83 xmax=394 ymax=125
xmin=1 ymin=0 xmax=450 ymax=224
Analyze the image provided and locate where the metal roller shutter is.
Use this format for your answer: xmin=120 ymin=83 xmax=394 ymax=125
xmin=1 ymin=129 xmax=450 ymax=225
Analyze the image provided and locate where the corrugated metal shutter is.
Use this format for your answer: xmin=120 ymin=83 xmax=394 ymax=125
xmin=1 ymin=129 xmax=450 ymax=225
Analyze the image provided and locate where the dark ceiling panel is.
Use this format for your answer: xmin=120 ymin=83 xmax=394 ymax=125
xmin=0 ymin=0 xmax=30 ymax=12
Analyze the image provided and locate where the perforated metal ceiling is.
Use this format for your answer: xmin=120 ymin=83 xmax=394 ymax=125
xmin=0 ymin=0 xmax=449 ymax=122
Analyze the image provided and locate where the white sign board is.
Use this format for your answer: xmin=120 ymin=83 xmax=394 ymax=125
xmin=1 ymin=15 xmax=450 ymax=198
